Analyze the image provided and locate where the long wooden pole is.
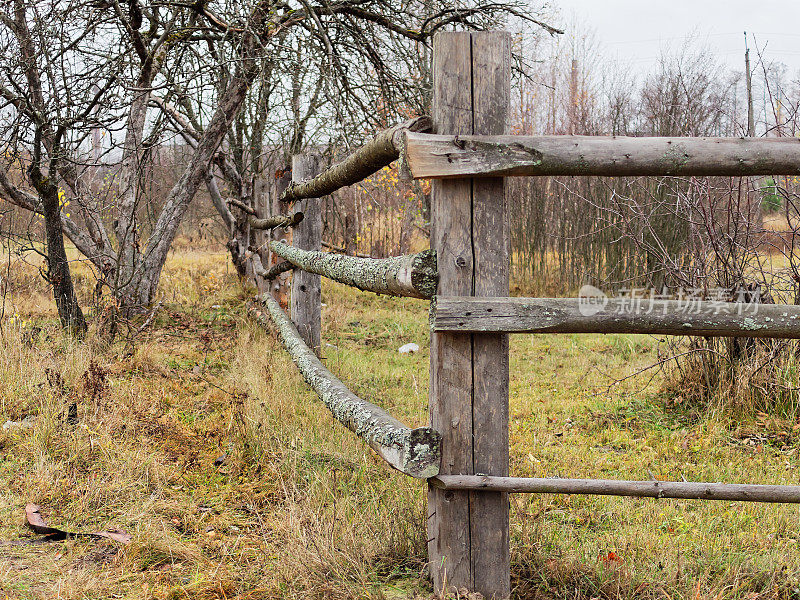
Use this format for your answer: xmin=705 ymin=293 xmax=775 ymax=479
xmin=249 ymin=211 xmax=303 ymax=230
xmin=432 ymin=475 xmax=800 ymax=503
xmin=404 ymin=132 xmax=800 ymax=179
xmin=269 ymin=241 xmax=437 ymax=299
xmin=433 ymin=296 xmax=800 ymax=337
xmin=250 ymin=296 xmax=441 ymax=478
xmin=280 ymin=116 xmax=432 ymax=202
xmin=427 ymin=32 xmax=511 ymax=599
xmin=427 ymin=33 xmax=474 ymax=597
xmin=290 ymin=153 xmax=323 ymax=355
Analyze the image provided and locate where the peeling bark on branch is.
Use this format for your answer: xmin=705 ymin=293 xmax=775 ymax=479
xmin=249 ymin=212 xmax=303 ymax=230
xmin=269 ymin=241 xmax=437 ymax=299
xmin=249 ymin=295 xmax=441 ymax=478
xmin=279 ymin=116 xmax=432 ymax=202
xmin=404 ymin=132 xmax=800 ymax=178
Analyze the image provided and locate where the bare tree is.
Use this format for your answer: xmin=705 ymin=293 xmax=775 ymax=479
xmin=0 ymin=0 xmax=560 ymax=335
xmin=0 ymin=0 xmax=122 ymax=334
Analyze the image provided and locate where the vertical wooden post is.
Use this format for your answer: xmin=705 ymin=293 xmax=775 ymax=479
xmin=253 ymin=177 xmax=269 ymax=296
xmin=428 ymin=32 xmax=511 ymax=599
xmin=269 ymin=165 xmax=293 ymax=307
xmin=290 ymin=152 xmax=323 ymax=355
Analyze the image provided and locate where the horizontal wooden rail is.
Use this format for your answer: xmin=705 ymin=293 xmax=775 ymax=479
xmin=280 ymin=116 xmax=432 ymax=203
xmin=433 ymin=296 xmax=800 ymax=338
xmin=404 ymin=132 xmax=800 ymax=179
xmin=262 ymin=260 xmax=294 ymax=281
xmin=250 ymin=295 xmax=441 ymax=478
xmin=270 ymin=241 xmax=437 ymax=299
xmin=228 ymin=198 xmax=256 ymax=215
xmin=249 ymin=212 xmax=303 ymax=230
xmin=431 ymin=475 xmax=800 ymax=503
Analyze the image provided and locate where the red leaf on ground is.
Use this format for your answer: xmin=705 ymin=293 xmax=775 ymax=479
xmin=599 ymin=550 xmax=623 ymax=563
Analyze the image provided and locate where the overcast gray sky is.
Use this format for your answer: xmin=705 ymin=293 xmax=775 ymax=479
xmin=552 ymin=0 xmax=800 ymax=76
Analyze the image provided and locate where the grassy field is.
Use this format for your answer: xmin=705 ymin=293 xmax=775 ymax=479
xmin=1 ymin=247 xmax=800 ymax=599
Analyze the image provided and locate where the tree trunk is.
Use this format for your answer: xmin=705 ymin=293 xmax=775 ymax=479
xmin=114 ymin=75 xmax=151 ymax=313
xmin=40 ymin=183 xmax=87 ymax=336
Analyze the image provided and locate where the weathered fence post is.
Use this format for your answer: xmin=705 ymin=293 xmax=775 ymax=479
xmin=269 ymin=166 xmax=293 ymax=307
xmin=290 ymin=152 xmax=323 ymax=355
xmin=428 ymin=32 xmax=511 ymax=598
xmin=253 ymin=177 xmax=269 ymax=296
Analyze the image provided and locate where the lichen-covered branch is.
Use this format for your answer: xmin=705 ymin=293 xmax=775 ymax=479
xmin=270 ymin=241 xmax=437 ymax=299
xmin=249 ymin=212 xmax=304 ymax=230
xmin=279 ymin=116 xmax=432 ymax=202
xmin=249 ymin=295 xmax=440 ymax=478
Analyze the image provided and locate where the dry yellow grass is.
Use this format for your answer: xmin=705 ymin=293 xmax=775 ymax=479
xmin=1 ymin=246 xmax=800 ymax=599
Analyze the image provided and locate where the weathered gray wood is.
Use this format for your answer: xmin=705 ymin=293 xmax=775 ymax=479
xmin=290 ymin=153 xmax=323 ymax=356
xmin=268 ymin=167 xmax=293 ymax=308
xmin=431 ymin=475 xmax=800 ymax=503
xmin=404 ymin=132 xmax=800 ymax=179
xmin=428 ymin=31 xmax=511 ymax=600
xmin=249 ymin=211 xmax=304 ymax=230
xmin=468 ymin=31 xmax=511 ymax=600
xmin=252 ymin=178 xmax=269 ymax=296
xmin=428 ymin=32 xmax=474 ymax=597
xmin=270 ymin=241 xmax=437 ymax=299
xmin=280 ymin=116 xmax=432 ymax=202
xmin=250 ymin=295 xmax=441 ymax=478
xmin=434 ymin=296 xmax=800 ymax=338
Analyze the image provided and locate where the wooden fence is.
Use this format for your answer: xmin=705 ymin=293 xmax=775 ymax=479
xmin=243 ymin=31 xmax=800 ymax=600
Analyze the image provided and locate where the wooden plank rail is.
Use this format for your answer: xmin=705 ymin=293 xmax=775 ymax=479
xmin=280 ymin=116 xmax=432 ymax=203
xmin=433 ymin=296 xmax=800 ymax=338
xmin=250 ymin=295 xmax=441 ymax=478
xmin=404 ymin=132 xmax=800 ymax=179
xmin=431 ymin=475 xmax=800 ymax=503
xmin=269 ymin=240 xmax=437 ymax=299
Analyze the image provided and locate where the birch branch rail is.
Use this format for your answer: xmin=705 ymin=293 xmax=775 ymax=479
xmin=433 ymin=296 xmax=800 ymax=338
xmin=250 ymin=295 xmax=441 ymax=478
xmin=262 ymin=260 xmax=294 ymax=280
xmin=269 ymin=241 xmax=437 ymax=299
xmin=280 ymin=116 xmax=432 ymax=202
xmin=249 ymin=212 xmax=304 ymax=230
xmin=404 ymin=132 xmax=800 ymax=178
xmin=228 ymin=199 xmax=256 ymax=215
xmin=431 ymin=475 xmax=800 ymax=503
